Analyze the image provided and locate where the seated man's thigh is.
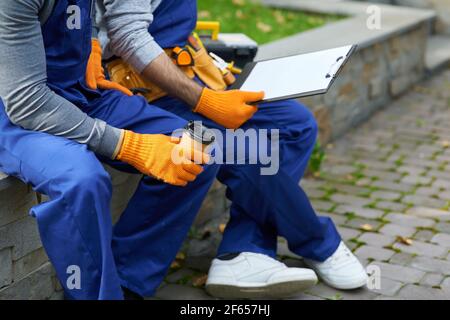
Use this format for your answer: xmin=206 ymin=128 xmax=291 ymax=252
xmin=0 ymin=124 xmax=108 ymax=197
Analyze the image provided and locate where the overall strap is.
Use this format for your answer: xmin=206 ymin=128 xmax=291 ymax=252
xmin=38 ymin=0 xmax=56 ymax=25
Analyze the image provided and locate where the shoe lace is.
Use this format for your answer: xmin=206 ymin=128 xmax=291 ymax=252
xmin=327 ymin=244 xmax=355 ymax=268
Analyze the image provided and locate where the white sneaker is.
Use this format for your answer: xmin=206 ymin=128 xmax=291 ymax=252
xmin=304 ymin=241 xmax=368 ymax=290
xmin=205 ymin=252 xmax=318 ymax=299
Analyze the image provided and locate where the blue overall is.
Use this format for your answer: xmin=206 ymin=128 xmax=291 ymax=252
xmin=0 ymin=0 xmax=340 ymax=300
xmin=149 ymin=1 xmax=341 ymax=262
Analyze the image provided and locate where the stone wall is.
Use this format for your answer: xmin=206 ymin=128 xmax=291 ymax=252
xmin=356 ymin=0 xmax=450 ymax=34
xmin=301 ymin=24 xmax=428 ymax=143
xmin=0 ymin=167 xmax=226 ymax=300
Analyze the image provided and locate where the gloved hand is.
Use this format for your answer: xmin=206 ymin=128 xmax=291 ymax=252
xmin=193 ymin=88 xmax=265 ymax=129
xmin=116 ymin=130 xmax=209 ymax=187
xmin=85 ymin=39 xmax=133 ymax=96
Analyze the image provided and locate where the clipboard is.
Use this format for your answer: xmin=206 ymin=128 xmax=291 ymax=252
xmin=230 ymin=45 xmax=357 ymax=104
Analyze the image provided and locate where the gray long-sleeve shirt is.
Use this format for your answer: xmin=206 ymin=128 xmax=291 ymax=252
xmin=96 ymin=0 xmax=163 ymax=73
xmin=0 ymin=0 xmax=163 ymax=158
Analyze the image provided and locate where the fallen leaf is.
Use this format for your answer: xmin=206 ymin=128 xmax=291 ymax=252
xmin=192 ymin=274 xmax=208 ymax=288
xmin=360 ymin=224 xmax=373 ymax=231
xmin=232 ymin=0 xmax=246 ymax=6
xmin=170 ymin=261 xmax=181 ymax=269
xmin=219 ymin=223 xmax=226 ymax=234
xmin=256 ymin=21 xmax=272 ymax=33
xmin=176 ymin=252 xmax=186 ymax=261
xmin=396 ymin=236 xmax=413 ymax=245
xmin=198 ymin=10 xmax=211 ymax=19
xmin=273 ymin=11 xmax=285 ymax=24
xmin=235 ymin=10 xmax=245 ymax=19
xmin=441 ymin=140 xmax=450 ymax=148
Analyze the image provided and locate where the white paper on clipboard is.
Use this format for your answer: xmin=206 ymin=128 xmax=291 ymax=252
xmin=231 ymin=45 xmax=357 ymax=103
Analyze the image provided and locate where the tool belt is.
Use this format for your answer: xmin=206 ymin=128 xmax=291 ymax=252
xmin=106 ymin=46 xmax=227 ymax=103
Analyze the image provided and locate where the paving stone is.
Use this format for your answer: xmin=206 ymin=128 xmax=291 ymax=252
xmin=336 ymin=226 xmax=361 ymax=241
xmin=433 ymin=179 xmax=450 ymax=190
xmin=300 ymin=179 xmax=327 ymax=189
xmin=154 ymin=284 xmax=214 ymax=300
xmin=318 ymin=212 xmax=347 ymax=226
xmin=401 ymin=175 xmax=432 ymax=185
xmin=441 ymin=277 xmax=450 ymax=291
xmin=311 ymin=200 xmax=335 ymax=212
xmin=358 ymin=232 xmax=395 ymax=247
xmin=330 ymin=183 xmax=371 ymax=196
xmin=420 ymin=273 xmax=444 ymax=287
xmin=406 ymin=206 xmax=450 ymax=221
xmin=306 ymin=188 xmax=327 ymax=199
xmin=393 ymin=240 xmax=448 ymax=258
xmin=379 ymin=223 xmax=417 ymax=238
xmin=288 ymin=293 xmax=325 ymax=300
xmin=358 ymin=159 xmax=394 ymax=171
xmin=410 ymin=256 xmax=450 ymax=276
xmin=370 ymin=190 xmax=402 ymax=201
xmin=389 ymin=253 xmax=415 ymax=266
xmin=334 ymin=204 xmax=384 ymax=219
xmin=438 ymin=190 xmax=450 ymax=200
xmin=363 ymin=169 xmax=402 ymax=181
xmin=330 ymin=194 xmax=372 ymax=207
xmin=165 ymin=268 xmax=196 ymax=284
xmin=184 ymin=257 xmax=212 ymax=273
xmin=355 ymin=245 xmax=395 ymax=261
xmin=306 ymin=283 xmax=378 ymax=300
xmin=372 ymin=180 xmax=414 ymax=193
xmin=396 ymin=284 xmax=450 ymax=300
xmin=415 ymin=186 xmax=439 ymax=197
xmin=385 ymin=213 xmax=435 ymax=228
xmin=322 ymin=164 xmax=356 ymax=176
xmin=413 ymin=229 xmax=435 ymax=242
xmin=277 ymin=241 xmax=302 ymax=259
xmin=368 ymin=262 xmax=425 ymax=284
xmin=431 ymin=233 xmax=450 ymax=247
xmin=401 ymin=195 xmax=446 ymax=208
xmin=397 ymin=165 xmax=426 ymax=176
xmin=368 ymin=277 xmax=403 ymax=297
xmin=375 ymin=201 xmax=407 ymax=212
xmin=435 ymin=222 xmax=450 ymax=234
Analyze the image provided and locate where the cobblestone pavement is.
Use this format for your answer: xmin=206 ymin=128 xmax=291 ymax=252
xmin=155 ymin=70 xmax=450 ymax=300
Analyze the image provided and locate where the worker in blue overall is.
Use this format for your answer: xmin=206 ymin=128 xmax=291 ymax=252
xmin=96 ymin=0 xmax=368 ymax=299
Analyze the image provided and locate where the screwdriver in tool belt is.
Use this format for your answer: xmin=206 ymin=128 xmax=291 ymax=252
xmin=209 ymin=52 xmax=236 ymax=86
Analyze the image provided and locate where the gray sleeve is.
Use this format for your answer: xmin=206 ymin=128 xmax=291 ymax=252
xmin=100 ymin=0 xmax=164 ymax=73
xmin=0 ymin=0 xmax=122 ymax=159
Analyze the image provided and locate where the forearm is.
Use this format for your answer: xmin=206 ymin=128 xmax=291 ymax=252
xmin=141 ymin=53 xmax=202 ymax=107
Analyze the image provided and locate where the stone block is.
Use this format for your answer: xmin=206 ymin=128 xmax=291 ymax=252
xmin=410 ymin=256 xmax=450 ymax=275
xmin=13 ymin=247 xmax=49 ymax=281
xmin=0 ymin=263 xmax=55 ymax=300
xmin=0 ymin=216 xmax=42 ymax=260
xmin=0 ymin=248 xmax=12 ymax=288
xmin=368 ymin=262 xmax=425 ymax=283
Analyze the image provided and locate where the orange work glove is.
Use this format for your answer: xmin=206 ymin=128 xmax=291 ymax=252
xmin=116 ymin=130 xmax=209 ymax=187
xmin=85 ymin=39 xmax=133 ymax=96
xmin=193 ymin=88 xmax=265 ymax=129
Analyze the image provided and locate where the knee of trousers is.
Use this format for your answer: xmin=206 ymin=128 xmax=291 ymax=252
xmin=43 ymin=156 xmax=113 ymax=214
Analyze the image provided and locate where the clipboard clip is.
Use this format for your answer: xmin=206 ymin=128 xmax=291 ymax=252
xmin=325 ymin=56 xmax=344 ymax=79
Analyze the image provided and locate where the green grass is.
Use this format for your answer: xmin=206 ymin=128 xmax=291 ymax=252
xmin=197 ymin=0 xmax=342 ymax=44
